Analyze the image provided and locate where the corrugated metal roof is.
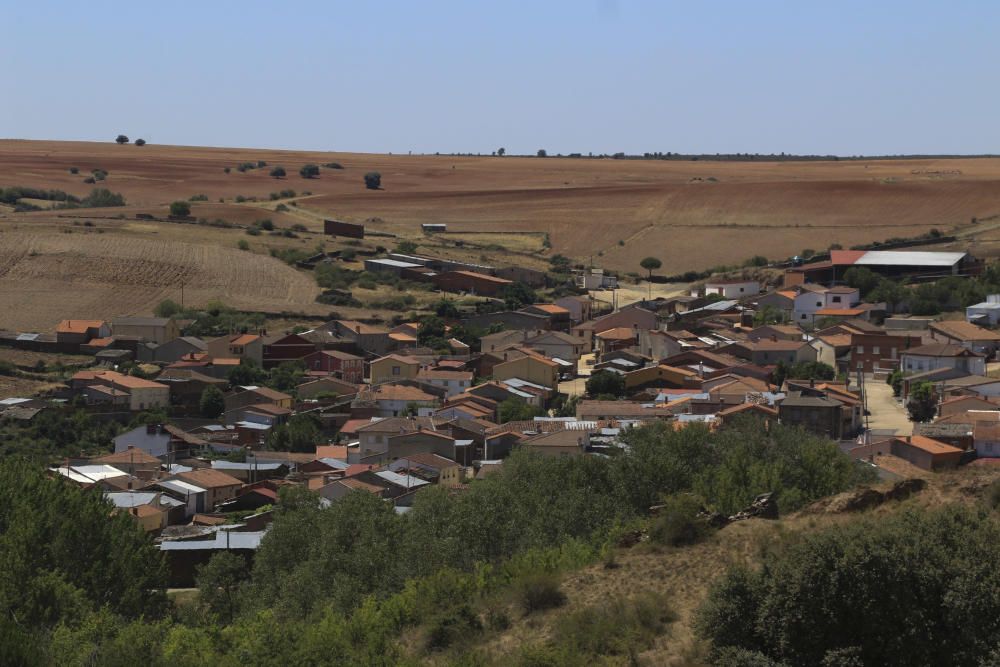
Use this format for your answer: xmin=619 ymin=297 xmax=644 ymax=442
xmin=374 ymin=470 xmax=430 ymax=488
xmin=854 ymin=250 xmax=966 ymax=267
xmin=105 ymin=491 xmax=158 ymax=508
xmin=159 ymin=530 xmax=267 ymax=551
xmin=156 ymin=479 xmax=206 ymax=495
xmin=211 ymin=461 xmax=284 ymax=471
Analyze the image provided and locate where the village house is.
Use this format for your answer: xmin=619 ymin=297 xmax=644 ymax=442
xmin=849 ymin=332 xmax=922 ymax=374
xmin=704 ymin=279 xmax=760 ymax=299
xmin=433 ymin=270 xmax=512 ymax=296
xmin=524 ymin=331 xmax=585 ymax=364
xmin=296 ymin=376 xmax=359 ymax=400
xmin=414 ymin=368 xmax=473 ymax=398
xmin=520 ymin=429 xmax=589 ymax=457
xmin=810 ymin=333 xmax=852 ymax=373
xmin=301 ymin=349 xmax=365 ymax=383
xmin=900 ymin=344 xmax=986 ymax=376
xmin=967 ymin=295 xmax=1000 ymax=326
xmin=72 ymin=370 xmax=170 ymax=411
xmin=224 ymin=386 xmax=293 ymax=412
xmin=326 ymin=320 xmax=394 ymax=356
xmin=388 ymin=452 xmax=464 ymax=487
xmin=111 ymin=317 xmax=180 ymax=344
xmin=720 ymin=339 xmax=817 ymax=366
xmin=480 ymin=330 xmax=543 ymax=355
xmin=492 ymin=348 xmax=560 ymax=392
xmin=929 ymin=320 xmax=1000 ymax=358
xmin=56 ymin=319 xmax=110 ymax=345
xmin=206 ymin=333 xmax=263 ymax=366
xmin=262 ymin=333 xmax=317 ymax=368
xmin=592 ymin=304 xmax=658 ymax=335
xmin=521 ymin=304 xmax=572 ymax=331
xmin=595 ymin=327 xmax=638 ymax=355
xmin=370 ymin=354 xmax=421 ymax=385
xmin=778 ymin=391 xmax=846 ymax=439
xmin=137 ymin=336 xmax=207 ymax=364
xmin=747 ymin=324 xmax=803 ymax=342
xmin=554 ymin=295 xmax=593 ymax=323
xmin=170 ymin=469 xmax=243 ymax=509
xmin=370 ymin=383 xmax=439 ymax=417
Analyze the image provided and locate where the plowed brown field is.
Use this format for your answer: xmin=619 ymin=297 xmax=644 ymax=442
xmin=3 ymin=139 xmax=1000 ymax=330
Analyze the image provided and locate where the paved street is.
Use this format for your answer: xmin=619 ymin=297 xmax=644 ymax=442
xmin=863 ymin=377 xmax=913 ymax=436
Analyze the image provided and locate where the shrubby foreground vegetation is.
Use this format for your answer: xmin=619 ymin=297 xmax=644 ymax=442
xmin=0 ymin=420 xmax=897 ymax=665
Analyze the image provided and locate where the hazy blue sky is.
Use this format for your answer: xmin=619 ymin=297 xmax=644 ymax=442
xmin=3 ymin=1 xmax=998 ymax=155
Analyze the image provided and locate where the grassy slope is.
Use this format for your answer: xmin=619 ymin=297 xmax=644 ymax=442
xmin=430 ymin=463 xmax=1000 ymax=666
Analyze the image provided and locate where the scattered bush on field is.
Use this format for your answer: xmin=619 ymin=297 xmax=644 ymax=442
xmin=364 ymin=171 xmax=382 ymax=189
xmin=169 ymin=201 xmax=192 ymax=217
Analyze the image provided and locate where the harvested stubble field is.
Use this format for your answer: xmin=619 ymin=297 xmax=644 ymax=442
xmin=4 ymin=139 xmax=1000 ymax=328
xmin=0 ymin=222 xmax=325 ymax=331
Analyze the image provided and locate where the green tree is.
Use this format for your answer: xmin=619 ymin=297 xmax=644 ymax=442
xmin=886 ymin=369 xmax=904 ymax=397
xmin=267 ymin=413 xmax=321 ymax=452
xmin=396 ymin=240 xmax=418 ymax=254
xmin=154 ymin=299 xmax=182 ymax=318
xmin=199 ymin=385 xmax=225 ymax=418
xmin=417 ymin=315 xmax=448 ymax=347
xmin=869 ymin=279 xmax=906 ymax=312
xmin=842 ymin=266 xmax=880 ymax=297
xmin=500 ymin=281 xmax=537 ymax=310
xmin=299 ymin=164 xmax=320 ymax=179
xmin=537 ymin=149 xmax=547 ymax=157
xmin=585 ymin=371 xmax=626 ymax=398
xmin=196 ymin=551 xmax=248 ymax=624
xmin=906 ymin=381 xmax=937 ymax=422
xmin=364 ymin=171 xmax=382 ymax=189
xmin=640 ymin=257 xmax=662 ymax=299
xmin=269 ymin=166 xmax=286 ymax=179
xmin=169 ymin=201 xmax=191 ymax=217
xmin=115 ymin=134 xmax=129 ymax=144
xmin=497 ymin=147 xmax=506 ymax=156
xmin=697 ymin=506 xmax=1000 ymax=667
xmin=498 ymin=397 xmax=540 ymax=423
xmin=134 ymin=138 xmax=146 ymax=146
xmin=227 ymin=358 xmax=267 ymax=387
xmin=0 ymin=459 xmax=166 ymax=628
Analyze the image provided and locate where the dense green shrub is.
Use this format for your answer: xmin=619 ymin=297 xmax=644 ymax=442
xmin=649 ymin=493 xmax=713 ymax=547
xmin=698 ymin=506 xmax=1000 ymax=667
xmin=514 ymin=571 xmax=566 ymax=613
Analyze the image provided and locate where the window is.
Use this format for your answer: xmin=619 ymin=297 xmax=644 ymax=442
xmin=872 ymin=346 xmax=880 ymax=355
xmin=801 ymin=314 xmax=807 ymax=320
xmin=392 ymin=365 xmax=401 ymax=376
xmin=832 ymin=296 xmax=842 ymax=303
xmin=816 ymin=301 xmax=822 ymax=307
xmin=891 ymin=347 xmax=897 ymax=359
xmin=857 ymin=346 xmax=864 ymax=354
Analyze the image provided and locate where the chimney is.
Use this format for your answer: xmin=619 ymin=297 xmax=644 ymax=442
xmin=355 ymin=325 xmax=361 ymax=334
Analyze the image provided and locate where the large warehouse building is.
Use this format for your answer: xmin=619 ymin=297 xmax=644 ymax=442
xmin=785 ymin=250 xmax=978 ymax=286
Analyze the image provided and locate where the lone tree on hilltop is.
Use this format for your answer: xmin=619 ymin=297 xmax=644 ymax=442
xmin=299 ymin=164 xmax=320 ymax=179
xmin=497 ymin=147 xmax=506 ymax=156
xmin=537 ymin=149 xmax=547 ymax=157
xmin=270 ymin=166 xmax=286 ymax=179
xmin=640 ymin=256 xmax=662 ymax=299
xmin=134 ymin=138 xmax=146 ymax=146
xmin=115 ymin=134 xmax=129 ymax=144
xmin=169 ymin=201 xmax=191 ymax=217
xmin=364 ymin=171 xmax=382 ymax=190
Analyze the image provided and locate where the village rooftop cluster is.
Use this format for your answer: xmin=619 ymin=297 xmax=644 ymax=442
xmin=4 ymin=245 xmax=1000 ymax=585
